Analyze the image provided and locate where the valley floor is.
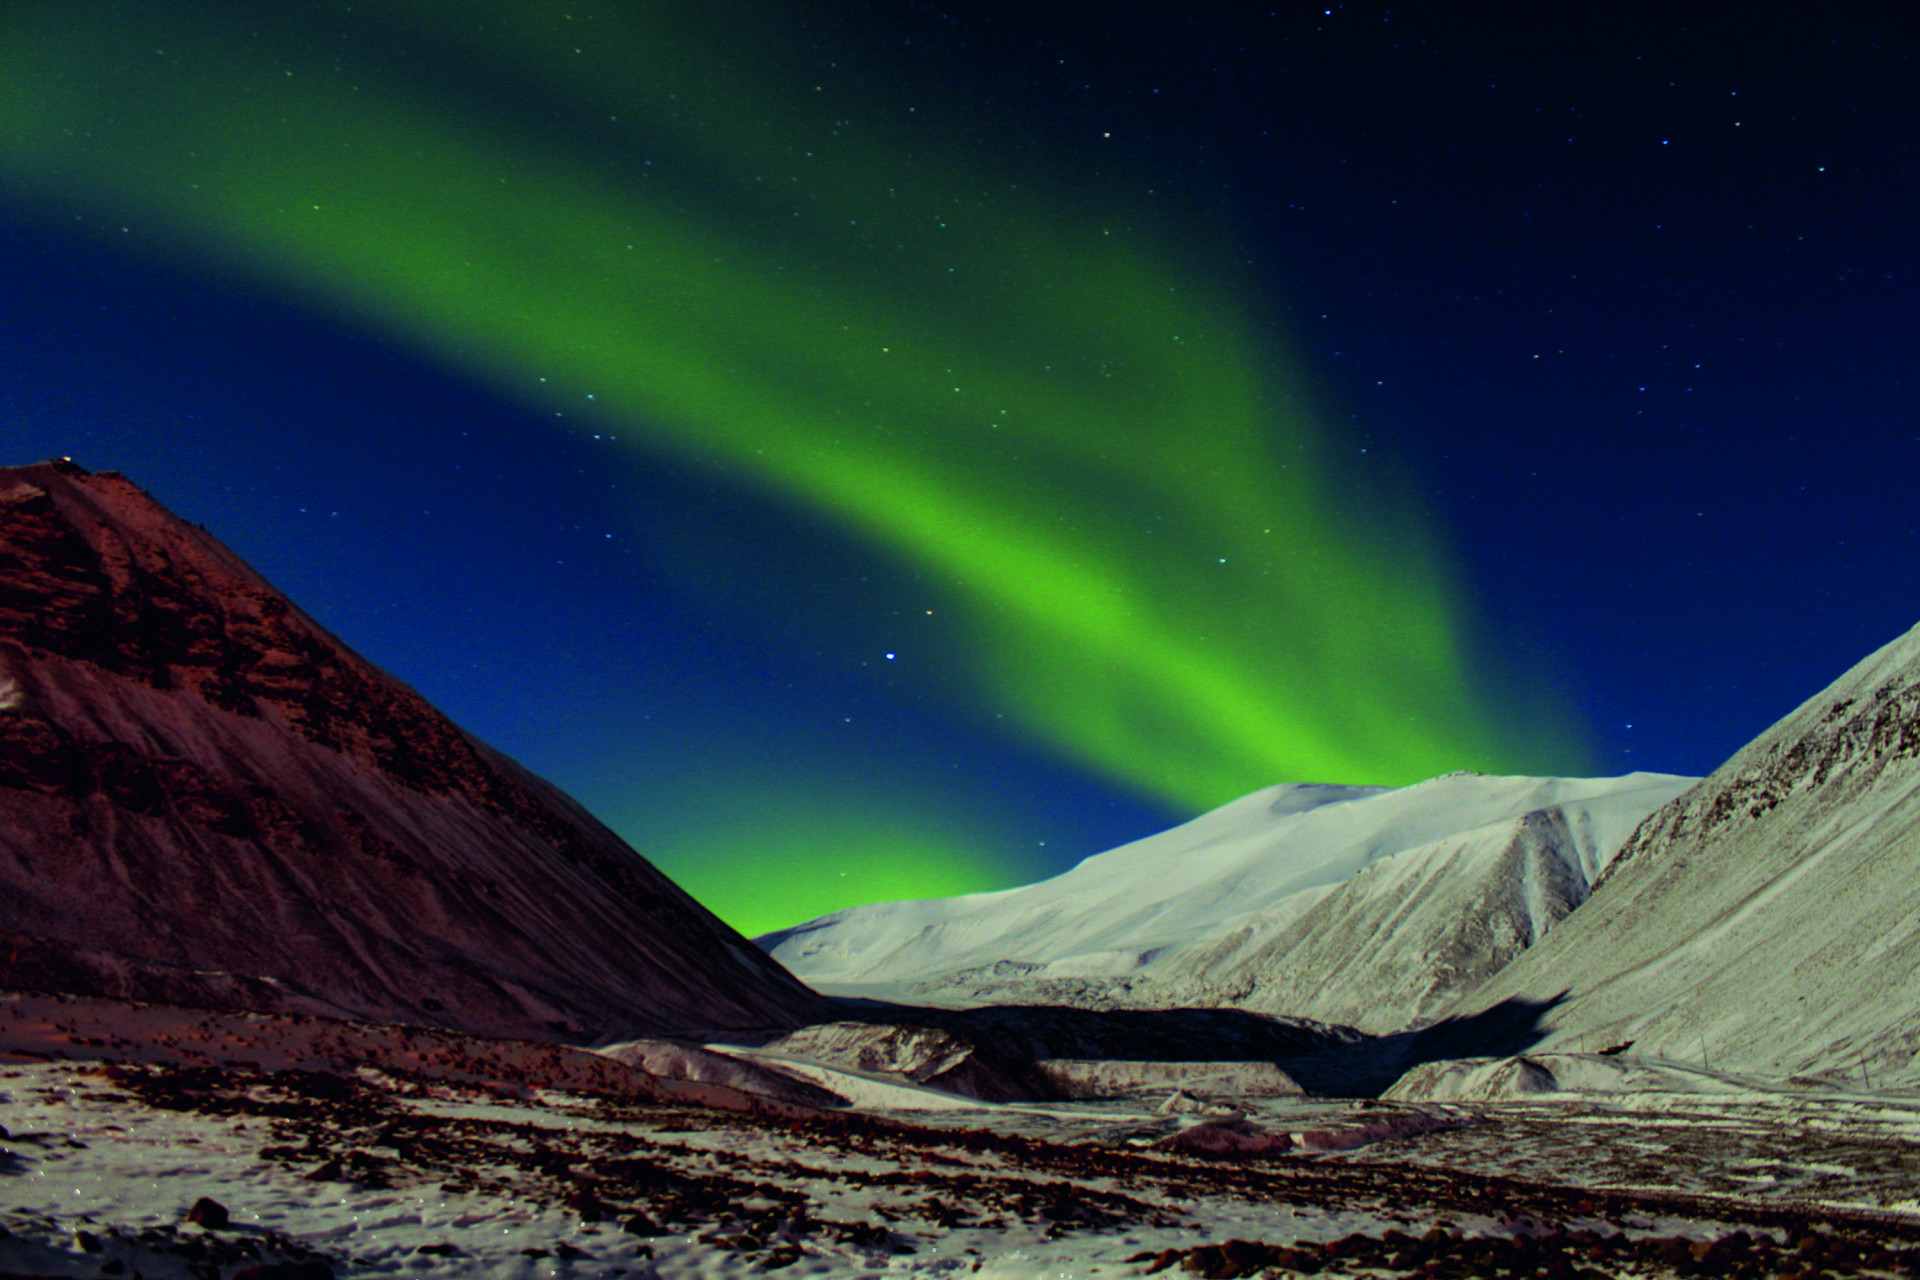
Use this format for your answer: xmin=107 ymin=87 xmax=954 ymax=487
xmin=5 ymin=1053 xmax=1920 ymax=1280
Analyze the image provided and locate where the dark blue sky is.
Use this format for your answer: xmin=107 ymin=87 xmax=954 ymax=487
xmin=2 ymin=0 xmax=1914 ymax=932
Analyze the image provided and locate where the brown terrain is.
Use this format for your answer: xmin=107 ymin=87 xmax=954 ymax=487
xmin=0 ymin=458 xmax=830 ymax=1042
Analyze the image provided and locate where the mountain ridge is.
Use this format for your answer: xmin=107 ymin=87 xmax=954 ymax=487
xmin=760 ymin=769 xmax=1696 ymax=1033
xmin=0 ymin=459 xmax=830 ymax=1042
xmin=1446 ymin=616 xmax=1920 ymax=1087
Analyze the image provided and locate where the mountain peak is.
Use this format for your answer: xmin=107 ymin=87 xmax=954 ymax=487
xmin=761 ymin=769 xmax=1695 ymax=1031
xmin=0 ymin=462 xmax=830 ymax=1041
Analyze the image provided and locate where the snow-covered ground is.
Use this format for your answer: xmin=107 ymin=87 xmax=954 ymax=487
xmin=7 ymin=1000 xmax=1920 ymax=1280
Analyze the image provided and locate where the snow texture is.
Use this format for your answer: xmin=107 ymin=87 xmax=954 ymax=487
xmin=6 ymin=1023 xmax=1920 ymax=1280
xmin=761 ymin=771 xmax=1693 ymax=1032
xmin=1448 ymin=616 xmax=1920 ymax=1089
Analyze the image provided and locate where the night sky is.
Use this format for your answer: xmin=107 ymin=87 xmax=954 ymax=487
xmin=3 ymin=2 xmax=1914 ymax=936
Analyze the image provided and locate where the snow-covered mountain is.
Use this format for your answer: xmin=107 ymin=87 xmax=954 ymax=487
xmin=759 ymin=770 xmax=1694 ymax=1032
xmin=1446 ymin=617 xmax=1920 ymax=1088
xmin=0 ymin=460 xmax=830 ymax=1041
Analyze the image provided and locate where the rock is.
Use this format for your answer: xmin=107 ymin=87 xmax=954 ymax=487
xmin=1150 ymin=1118 xmax=1294 ymax=1157
xmin=227 ymin=1264 xmax=335 ymax=1280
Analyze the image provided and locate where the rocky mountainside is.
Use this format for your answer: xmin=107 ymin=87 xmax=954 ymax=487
xmin=761 ymin=771 xmax=1693 ymax=1033
xmin=0 ymin=459 xmax=830 ymax=1042
xmin=1137 ymin=791 xmax=1675 ymax=1033
xmin=1448 ymin=618 xmax=1920 ymax=1087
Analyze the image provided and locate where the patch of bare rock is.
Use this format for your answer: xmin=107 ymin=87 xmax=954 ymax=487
xmin=1132 ymin=1226 xmax=1920 ymax=1279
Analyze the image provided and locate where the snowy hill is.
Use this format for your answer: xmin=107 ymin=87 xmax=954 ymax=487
xmin=759 ymin=771 xmax=1694 ymax=1032
xmin=1447 ymin=617 xmax=1920 ymax=1087
xmin=0 ymin=460 xmax=829 ymax=1041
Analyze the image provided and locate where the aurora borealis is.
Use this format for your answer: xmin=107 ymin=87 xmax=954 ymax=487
xmin=3 ymin=2 xmax=1914 ymax=935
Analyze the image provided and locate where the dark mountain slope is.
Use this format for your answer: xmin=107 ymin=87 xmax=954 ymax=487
xmin=0 ymin=459 xmax=830 ymax=1042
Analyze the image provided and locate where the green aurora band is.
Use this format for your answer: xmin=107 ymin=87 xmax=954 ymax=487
xmin=0 ymin=2 xmax=1585 ymax=929
xmin=654 ymin=794 xmax=1023 ymax=941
